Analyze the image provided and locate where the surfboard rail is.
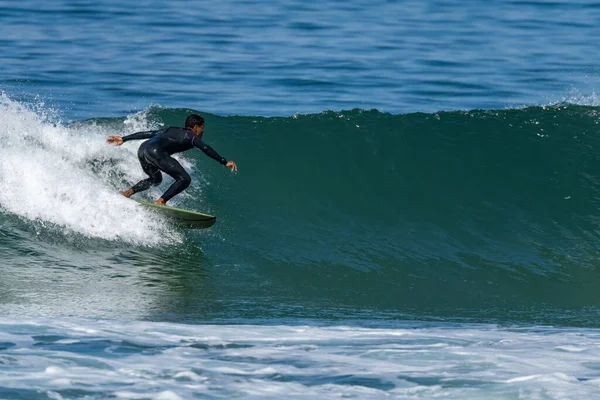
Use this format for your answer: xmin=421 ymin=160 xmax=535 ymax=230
xmin=135 ymin=200 xmax=216 ymax=229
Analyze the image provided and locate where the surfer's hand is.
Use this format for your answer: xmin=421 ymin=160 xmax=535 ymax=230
xmin=226 ymin=161 xmax=238 ymax=172
xmin=107 ymin=136 xmax=124 ymax=146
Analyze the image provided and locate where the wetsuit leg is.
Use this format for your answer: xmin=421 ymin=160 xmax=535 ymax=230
xmin=130 ymin=145 xmax=163 ymax=194
xmin=143 ymin=147 xmax=191 ymax=203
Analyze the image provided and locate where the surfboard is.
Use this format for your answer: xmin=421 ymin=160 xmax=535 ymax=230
xmin=135 ymin=200 xmax=216 ymax=229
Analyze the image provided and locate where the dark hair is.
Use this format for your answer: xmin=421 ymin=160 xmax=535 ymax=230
xmin=185 ymin=114 xmax=205 ymax=129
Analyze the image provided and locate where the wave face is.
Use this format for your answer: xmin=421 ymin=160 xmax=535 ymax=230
xmin=3 ymin=97 xmax=600 ymax=325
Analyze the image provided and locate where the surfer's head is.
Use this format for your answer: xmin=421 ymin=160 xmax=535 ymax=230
xmin=185 ymin=114 xmax=205 ymax=137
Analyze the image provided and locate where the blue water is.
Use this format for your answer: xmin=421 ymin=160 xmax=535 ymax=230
xmin=3 ymin=0 xmax=600 ymax=398
xmin=3 ymin=0 xmax=600 ymax=120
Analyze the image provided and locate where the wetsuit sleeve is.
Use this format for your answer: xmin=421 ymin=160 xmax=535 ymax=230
xmin=122 ymin=129 xmax=163 ymax=143
xmin=192 ymin=137 xmax=227 ymax=165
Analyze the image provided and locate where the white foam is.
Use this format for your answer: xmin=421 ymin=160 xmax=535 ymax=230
xmin=554 ymin=88 xmax=600 ymax=107
xmin=46 ymin=392 xmax=65 ymax=400
xmin=114 ymin=391 xmax=183 ymax=400
xmin=173 ymin=371 xmax=203 ymax=381
xmin=2 ymin=317 xmax=600 ymax=399
xmin=115 ymin=392 xmax=145 ymax=399
xmin=49 ymin=378 xmax=72 ymax=386
xmin=154 ymin=391 xmax=183 ymax=400
xmin=0 ymin=94 xmax=181 ymax=244
xmin=555 ymin=345 xmax=586 ymax=353
xmin=44 ymin=366 xmax=66 ymax=376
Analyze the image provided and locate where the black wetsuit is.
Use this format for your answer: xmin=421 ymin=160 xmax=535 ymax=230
xmin=122 ymin=127 xmax=227 ymax=202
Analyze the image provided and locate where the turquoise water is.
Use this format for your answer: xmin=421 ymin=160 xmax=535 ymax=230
xmin=3 ymin=0 xmax=600 ymax=398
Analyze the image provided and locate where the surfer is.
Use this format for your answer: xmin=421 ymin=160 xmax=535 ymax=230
xmin=107 ymin=114 xmax=237 ymax=205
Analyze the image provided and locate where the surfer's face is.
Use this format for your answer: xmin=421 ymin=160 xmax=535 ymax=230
xmin=192 ymin=123 xmax=205 ymax=138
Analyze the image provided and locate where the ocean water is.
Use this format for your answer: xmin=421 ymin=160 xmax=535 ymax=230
xmin=3 ymin=0 xmax=600 ymax=398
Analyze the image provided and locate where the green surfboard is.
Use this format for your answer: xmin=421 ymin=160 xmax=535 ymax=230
xmin=135 ymin=200 xmax=216 ymax=229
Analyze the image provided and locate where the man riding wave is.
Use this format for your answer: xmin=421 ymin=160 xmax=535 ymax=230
xmin=107 ymin=114 xmax=237 ymax=205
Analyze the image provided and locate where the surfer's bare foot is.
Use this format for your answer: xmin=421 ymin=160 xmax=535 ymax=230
xmin=121 ymin=189 xmax=134 ymax=198
xmin=155 ymin=198 xmax=166 ymax=205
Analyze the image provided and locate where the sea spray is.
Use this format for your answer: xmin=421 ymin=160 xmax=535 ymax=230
xmin=0 ymin=95 xmax=181 ymax=244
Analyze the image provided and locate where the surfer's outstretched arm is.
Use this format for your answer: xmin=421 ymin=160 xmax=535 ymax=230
xmin=192 ymin=137 xmax=238 ymax=171
xmin=107 ymin=129 xmax=163 ymax=146
xmin=122 ymin=129 xmax=163 ymax=142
